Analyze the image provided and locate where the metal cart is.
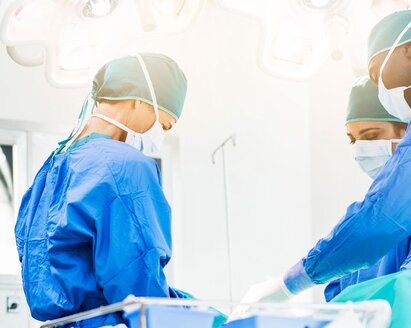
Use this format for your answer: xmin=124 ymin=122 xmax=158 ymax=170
xmin=40 ymin=297 xmax=391 ymax=328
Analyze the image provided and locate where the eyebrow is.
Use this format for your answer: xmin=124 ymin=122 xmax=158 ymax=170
xmin=358 ymin=127 xmax=382 ymax=134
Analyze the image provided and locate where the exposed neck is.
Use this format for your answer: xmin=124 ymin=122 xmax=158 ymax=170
xmin=76 ymin=103 xmax=131 ymax=142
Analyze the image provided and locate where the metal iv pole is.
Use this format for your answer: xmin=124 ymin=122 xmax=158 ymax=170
xmin=211 ymin=134 xmax=236 ymax=302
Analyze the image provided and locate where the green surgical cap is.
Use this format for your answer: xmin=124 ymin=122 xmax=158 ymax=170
xmin=346 ymin=76 xmax=406 ymax=124
xmin=92 ymin=53 xmax=187 ymax=120
xmin=368 ymin=10 xmax=411 ymax=62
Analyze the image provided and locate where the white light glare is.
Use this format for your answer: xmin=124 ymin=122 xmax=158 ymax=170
xmin=136 ymin=0 xmax=157 ymax=32
xmin=302 ymin=0 xmax=336 ymax=10
xmin=59 ymin=45 xmax=93 ymax=70
xmin=58 ymin=23 xmax=93 ymax=70
xmin=83 ymin=0 xmax=118 ymax=18
xmin=272 ymin=32 xmax=312 ymax=65
xmin=153 ymin=0 xmax=186 ymax=15
xmin=310 ymin=0 xmax=332 ymax=7
xmin=326 ymin=18 xmax=348 ymax=61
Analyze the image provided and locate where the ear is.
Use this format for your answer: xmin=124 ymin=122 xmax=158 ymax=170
xmin=400 ymin=126 xmax=407 ymax=138
xmin=403 ymin=45 xmax=411 ymax=59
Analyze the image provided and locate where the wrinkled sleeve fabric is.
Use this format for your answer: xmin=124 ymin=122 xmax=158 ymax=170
xmin=46 ymin=156 xmax=121 ymax=316
xmin=324 ymin=279 xmax=342 ymax=302
xmin=93 ymin=195 xmax=170 ymax=302
xmin=93 ymin=155 xmax=184 ymax=303
xmin=284 ymin=140 xmax=411 ymax=294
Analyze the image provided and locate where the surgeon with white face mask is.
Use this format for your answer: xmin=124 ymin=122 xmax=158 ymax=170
xmin=230 ymin=11 xmax=411 ymax=321
xmin=87 ymin=54 xmax=170 ymax=155
xmin=346 ymin=77 xmax=407 ymax=179
xmin=15 ymin=54 xmax=189 ymax=327
xmin=368 ymin=15 xmax=411 ymax=121
xmin=375 ymin=23 xmax=411 ymax=122
xmin=324 ymin=76 xmax=410 ymax=302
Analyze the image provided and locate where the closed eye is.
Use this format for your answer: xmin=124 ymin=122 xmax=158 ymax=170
xmin=362 ymin=133 xmax=379 ymax=140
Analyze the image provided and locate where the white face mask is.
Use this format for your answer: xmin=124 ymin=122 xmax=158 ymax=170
xmin=125 ymin=118 xmax=164 ymax=155
xmin=91 ymin=113 xmax=165 ymax=155
xmin=92 ymin=53 xmax=165 ymax=155
xmin=354 ymin=139 xmax=401 ymax=179
xmin=378 ymin=22 xmax=411 ymax=123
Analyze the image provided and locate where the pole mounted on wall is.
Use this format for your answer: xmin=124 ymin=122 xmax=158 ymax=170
xmin=211 ymin=134 xmax=236 ymax=302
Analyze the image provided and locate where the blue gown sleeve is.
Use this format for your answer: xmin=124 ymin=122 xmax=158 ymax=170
xmin=93 ymin=194 xmax=174 ymax=302
xmin=93 ymin=156 xmax=184 ymax=303
xmin=324 ymin=279 xmax=342 ymax=302
xmin=284 ymin=141 xmax=411 ymax=294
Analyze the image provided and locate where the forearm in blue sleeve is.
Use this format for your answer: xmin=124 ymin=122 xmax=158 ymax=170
xmin=283 ymin=260 xmax=316 ymax=294
xmin=284 ymin=148 xmax=411 ymax=293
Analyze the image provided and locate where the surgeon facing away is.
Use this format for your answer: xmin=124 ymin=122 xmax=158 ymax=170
xmin=15 ymin=54 xmax=187 ymax=327
xmin=230 ymin=10 xmax=411 ymax=320
xmin=325 ymin=76 xmax=410 ymax=302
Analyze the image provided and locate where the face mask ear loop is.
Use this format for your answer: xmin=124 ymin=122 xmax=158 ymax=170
xmin=52 ymin=92 xmax=93 ymax=157
xmin=135 ymin=53 xmax=159 ymax=121
xmin=390 ymin=138 xmax=403 ymax=155
xmin=391 ymin=139 xmax=403 ymax=143
xmin=380 ymin=21 xmax=411 ymax=84
xmin=91 ymin=113 xmax=134 ymax=134
xmin=91 ymin=95 xmax=97 ymax=115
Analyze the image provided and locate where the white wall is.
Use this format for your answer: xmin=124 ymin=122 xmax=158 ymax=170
xmin=307 ymin=56 xmax=373 ymax=301
xmin=0 ymin=0 xmax=372 ymax=306
xmin=170 ymin=3 xmax=312 ymax=301
xmin=307 ymin=58 xmax=371 ymax=244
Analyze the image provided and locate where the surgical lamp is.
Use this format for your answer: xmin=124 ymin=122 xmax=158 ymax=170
xmin=0 ymin=0 xmax=205 ymax=87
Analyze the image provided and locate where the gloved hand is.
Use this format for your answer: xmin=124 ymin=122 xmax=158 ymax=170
xmin=227 ymin=277 xmax=294 ymax=322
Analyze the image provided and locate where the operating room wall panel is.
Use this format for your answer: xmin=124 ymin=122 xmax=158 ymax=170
xmin=0 ymin=275 xmax=40 ymax=328
xmin=308 ymin=62 xmax=371 ymax=244
xmin=171 ymin=2 xmax=313 ymax=302
xmin=0 ymin=127 xmax=27 ymax=277
xmin=307 ymin=59 xmax=373 ymax=302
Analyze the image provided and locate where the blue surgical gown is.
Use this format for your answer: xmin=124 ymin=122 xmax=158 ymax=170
xmin=324 ymin=237 xmax=411 ymax=301
xmin=15 ymin=135 xmax=185 ymax=327
xmin=284 ymin=125 xmax=411 ymax=295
